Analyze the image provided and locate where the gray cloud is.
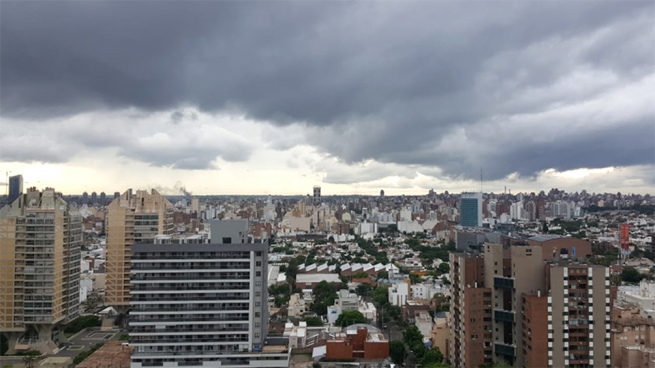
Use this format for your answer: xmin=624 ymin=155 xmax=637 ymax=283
xmin=1 ymin=1 xmax=653 ymax=181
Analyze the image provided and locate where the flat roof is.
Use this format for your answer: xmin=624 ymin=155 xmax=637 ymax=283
xmin=296 ymin=273 xmax=341 ymax=283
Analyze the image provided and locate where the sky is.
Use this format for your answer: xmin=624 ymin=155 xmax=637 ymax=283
xmin=1 ymin=1 xmax=654 ymax=196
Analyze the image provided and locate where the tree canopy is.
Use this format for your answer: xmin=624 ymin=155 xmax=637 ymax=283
xmin=335 ymin=310 xmax=368 ymax=327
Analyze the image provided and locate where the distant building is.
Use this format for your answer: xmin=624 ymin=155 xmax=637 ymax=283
xmin=0 ymin=188 xmax=81 ymax=354
xmin=99 ymin=191 xmax=106 ymax=205
xmin=326 ymin=325 xmax=389 ymax=360
xmin=7 ymin=174 xmax=23 ymax=204
xmin=313 ymin=186 xmax=321 ymax=203
xmin=460 ymin=192 xmax=482 ymax=227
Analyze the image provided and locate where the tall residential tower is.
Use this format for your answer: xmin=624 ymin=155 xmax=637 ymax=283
xmin=105 ymin=189 xmax=173 ymax=311
xmin=0 ymin=188 xmax=81 ymax=353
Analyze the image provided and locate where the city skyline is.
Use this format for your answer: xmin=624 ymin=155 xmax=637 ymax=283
xmin=1 ymin=1 xmax=653 ymax=196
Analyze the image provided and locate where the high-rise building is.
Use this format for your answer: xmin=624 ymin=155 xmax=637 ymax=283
xmin=82 ymin=191 xmax=89 ymax=204
xmin=0 ymin=188 xmax=81 ymax=353
xmin=313 ymin=186 xmax=321 ymax=203
xmin=105 ymin=189 xmax=173 ymax=311
xmin=128 ymin=220 xmax=288 ymax=368
xmin=460 ymin=192 xmax=482 ymax=227
xmin=191 ymin=197 xmax=200 ymax=214
xmin=99 ymin=192 xmax=106 ymax=205
xmin=8 ymin=174 xmax=23 ymax=204
xmin=449 ymin=252 xmax=492 ymax=367
xmin=91 ymin=191 xmax=98 ymax=204
xmin=449 ymin=242 xmax=610 ymax=368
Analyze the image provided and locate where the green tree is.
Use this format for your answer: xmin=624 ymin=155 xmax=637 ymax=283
xmin=402 ymin=325 xmax=424 ymax=346
xmin=437 ymin=262 xmax=450 ymax=275
xmin=420 ymin=347 xmax=444 ymax=366
xmin=21 ymin=351 xmax=40 ymax=368
xmin=372 ymin=286 xmax=390 ymax=307
xmin=621 ymin=267 xmax=643 ymax=283
xmin=335 ymin=310 xmax=368 ymax=327
xmin=389 ymin=340 xmax=406 ymax=364
xmin=311 ymin=281 xmax=338 ymax=315
xmin=303 ymin=317 xmax=324 ymax=327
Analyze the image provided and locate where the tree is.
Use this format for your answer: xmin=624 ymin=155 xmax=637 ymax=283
xmin=402 ymin=325 xmax=424 ymax=347
xmin=389 ymin=340 xmax=406 ymax=364
xmin=311 ymin=281 xmax=338 ymax=315
xmin=335 ymin=310 xmax=368 ymax=327
xmin=303 ymin=316 xmax=324 ymax=327
xmin=621 ymin=267 xmax=643 ymax=283
xmin=372 ymin=286 xmax=390 ymax=307
xmin=21 ymin=351 xmax=40 ymax=368
xmin=437 ymin=262 xmax=450 ymax=275
xmin=542 ymin=222 xmax=549 ymax=234
xmin=420 ymin=347 xmax=444 ymax=366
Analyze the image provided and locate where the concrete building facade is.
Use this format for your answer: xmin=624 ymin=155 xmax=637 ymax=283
xmin=105 ymin=189 xmax=173 ymax=310
xmin=129 ymin=220 xmax=288 ymax=368
xmin=0 ymin=188 xmax=82 ymax=353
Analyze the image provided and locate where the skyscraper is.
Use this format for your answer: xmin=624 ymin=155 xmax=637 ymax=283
xmin=128 ymin=220 xmax=288 ymax=368
xmin=105 ymin=189 xmax=173 ymax=311
xmin=313 ymin=186 xmax=321 ymax=203
xmin=460 ymin=192 xmax=482 ymax=227
xmin=0 ymin=188 xmax=81 ymax=353
xmin=7 ymin=174 xmax=23 ymax=204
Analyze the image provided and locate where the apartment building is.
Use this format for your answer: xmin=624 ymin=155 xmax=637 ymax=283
xmin=128 ymin=220 xmax=289 ymax=368
xmin=105 ymin=189 xmax=173 ymax=310
xmin=449 ymin=243 xmax=611 ymax=368
xmin=0 ymin=188 xmax=81 ymax=353
xmin=545 ymin=264 xmax=611 ymax=368
xmin=448 ymin=252 xmax=492 ymax=368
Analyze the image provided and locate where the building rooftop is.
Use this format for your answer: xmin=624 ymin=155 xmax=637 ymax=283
xmin=75 ymin=341 xmax=132 ymax=368
xmin=528 ymin=234 xmax=569 ymax=242
xmin=296 ymin=273 xmax=341 ymax=284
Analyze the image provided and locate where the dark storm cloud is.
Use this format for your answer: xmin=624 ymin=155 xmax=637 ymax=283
xmin=1 ymin=1 xmax=653 ymax=179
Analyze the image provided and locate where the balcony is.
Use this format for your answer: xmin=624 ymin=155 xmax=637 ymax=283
xmin=494 ymin=342 xmax=515 ymax=357
xmin=494 ymin=309 xmax=515 ymax=323
xmin=494 ymin=276 xmax=514 ymax=289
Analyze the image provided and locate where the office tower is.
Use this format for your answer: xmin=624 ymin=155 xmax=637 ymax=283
xmin=113 ymin=192 xmax=120 ymax=200
xmin=313 ymin=186 xmax=321 ymax=203
xmin=0 ymin=188 xmax=81 ymax=353
xmin=129 ymin=220 xmax=288 ymax=368
xmin=105 ymin=189 xmax=173 ymax=311
xmin=7 ymin=174 xmax=23 ymax=204
xmin=82 ymin=191 xmax=89 ymax=204
xmin=449 ymin=243 xmax=610 ymax=368
xmin=99 ymin=192 xmax=106 ymax=205
xmin=91 ymin=191 xmax=98 ymax=204
xmin=460 ymin=192 xmax=482 ymax=227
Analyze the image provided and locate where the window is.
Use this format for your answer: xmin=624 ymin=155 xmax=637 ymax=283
xmin=256 ymin=251 xmax=262 ymax=256
xmin=256 ymin=271 xmax=261 ymax=277
xmin=256 ymin=261 xmax=262 ymax=267
xmin=223 ymin=237 xmax=232 ymax=244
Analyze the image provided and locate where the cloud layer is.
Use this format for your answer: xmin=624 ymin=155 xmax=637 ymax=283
xmin=1 ymin=1 xmax=653 ymax=190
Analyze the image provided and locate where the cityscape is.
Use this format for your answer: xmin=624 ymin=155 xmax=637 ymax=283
xmin=1 ymin=1 xmax=654 ymax=368
xmin=1 ymin=177 xmax=654 ymax=368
